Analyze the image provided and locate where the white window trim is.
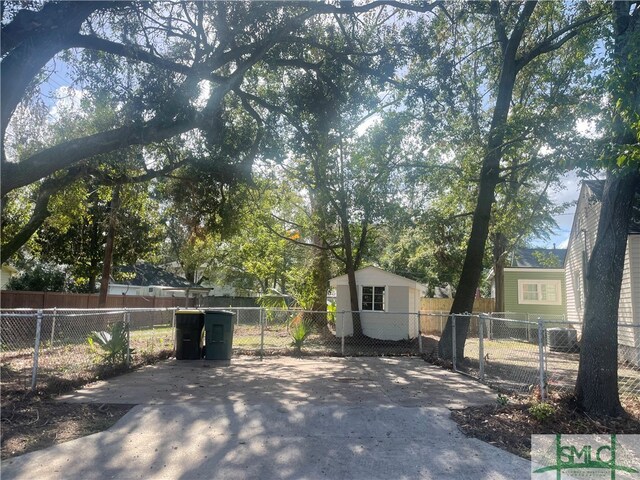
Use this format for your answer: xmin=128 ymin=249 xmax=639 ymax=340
xmin=517 ymin=279 xmax=562 ymax=306
xmin=360 ymin=285 xmax=387 ymax=312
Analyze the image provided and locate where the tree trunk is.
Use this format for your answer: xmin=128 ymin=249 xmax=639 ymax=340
xmin=575 ymin=1 xmax=639 ymax=416
xmin=575 ymin=170 xmax=638 ymax=416
xmin=493 ymin=232 xmax=508 ymax=313
xmin=98 ymin=186 xmax=121 ymax=307
xmin=309 ymin=242 xmax=332 ymax=336
xmin=339 ymin=200 xmax=364 ymax=338
xmin=438 ymin=1 xmax=535 ymax=360
xmin=346 ymin=267 xmax=363 ymax=338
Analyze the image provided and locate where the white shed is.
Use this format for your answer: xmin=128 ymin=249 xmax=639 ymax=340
xmin=329 ymin=266 xmax=427 ymax=340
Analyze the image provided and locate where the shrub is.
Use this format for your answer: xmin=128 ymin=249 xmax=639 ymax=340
xmin=496 ymin=393 xmax=509 ymax=407
xmin=289 ymin=314 xmax=312 ymax=354
xmin=327 ymin=302 xmax=336 ymax=327
xmin=528 ymin=402 xmax=556 ymax=422
xmin=88 ymin=321 xmax=133 ymax=366
xmin=6 ymin=263 xmax=68 ymax=291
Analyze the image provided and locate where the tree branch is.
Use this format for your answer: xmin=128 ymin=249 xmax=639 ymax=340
xmin=1 ymin=167 xmax=87 ymax=262
xmin=516 ymin=12 xmax=602 ymax=70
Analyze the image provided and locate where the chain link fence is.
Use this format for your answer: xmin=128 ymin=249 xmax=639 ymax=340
xmin=438 ymin=313 xmax=640 ymax=405
xmin=1 ymin=307 xmax=426 ymax=393
xmin=206 ymin=308 xmax=423 ymax=357
xmin=1 ymin=308 xmax=175 ymax=394
xmin=4 ymin=307 xmax=637 ymax=405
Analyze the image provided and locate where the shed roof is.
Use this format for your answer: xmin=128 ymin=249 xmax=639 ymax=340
xmin=329 ymin=266 xmax=427 ymax=291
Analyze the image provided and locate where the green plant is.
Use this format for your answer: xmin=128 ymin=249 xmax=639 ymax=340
xmin=496 ymin=393 xmax=509 ymax=407
xmin=258 ymin=289 xmax=290 ymax=324
xmin=327 ymin=302 xmax=336 ymax=327
xmin=288 ymin=315 xmax=312 ymax=354
xmin=87 ymin=321 xmax=133 ymax=366
xmin=528 ymin=402 xmax=556 ymax=422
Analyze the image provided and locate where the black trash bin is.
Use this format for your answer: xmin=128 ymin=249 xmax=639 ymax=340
xmin=175 ymin=310 xmax=204 ymax=360
xmin=204 ymin=310 xmax=235 ymax=360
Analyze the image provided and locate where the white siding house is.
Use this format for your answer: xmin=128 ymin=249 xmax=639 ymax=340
xmin=108 ymin=262 xmax=210 ymax=299
xmin=1 ymin=265 xmax=18 ymax=289
xmin=329 ymin=266 xmax=426 ymax=340
xmin=564 ymin=181 xmax=640 ymax=360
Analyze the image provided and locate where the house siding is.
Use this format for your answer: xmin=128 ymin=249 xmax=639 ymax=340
xmin=1 ymin=268 xmax=16 ymax=289
xmin=504 ymin=269 xmax=566 ymax=318
xmin=565 ymin=184 xmax=639 ymax=351
xmin=619 ymin=235 xmax=639 ymax=350
xmin=565 ymin=183 xmax=602 ymax=325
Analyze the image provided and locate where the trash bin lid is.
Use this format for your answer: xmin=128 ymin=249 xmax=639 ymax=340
xmin=176 ymin=309 xmax=203 ymax=314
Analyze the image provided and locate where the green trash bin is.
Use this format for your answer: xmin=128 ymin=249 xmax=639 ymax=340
xmin=175 ymin=310 xmax=204 ymax=360
xmin=204 ymin=310 xmax=234 ymax=360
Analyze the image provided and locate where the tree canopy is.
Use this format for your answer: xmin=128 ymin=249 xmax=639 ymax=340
xmin=2 ymin=1 xmax=636 ymax=413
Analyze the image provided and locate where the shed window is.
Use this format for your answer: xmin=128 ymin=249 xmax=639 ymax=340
xmin=362 ymin=286 xmax=385 ymax=311
xmin=517 ymin=279 xmax=562 ymax=306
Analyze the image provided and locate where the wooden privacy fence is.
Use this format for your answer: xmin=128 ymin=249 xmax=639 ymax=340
xmin=0 ymin=290 xmax=189 ymax=309
xmin=420 ymin=297 xmax=494 ymax=313
xmin=419 ymin=298 xmax=495 ymax=337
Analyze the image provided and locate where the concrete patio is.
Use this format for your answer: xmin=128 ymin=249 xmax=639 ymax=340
xmin=2 ymin=357 xmax=530 ymax=479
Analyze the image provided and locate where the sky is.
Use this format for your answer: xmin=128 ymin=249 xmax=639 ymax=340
xmin=531 ymin=171 xmax=582 ymax=250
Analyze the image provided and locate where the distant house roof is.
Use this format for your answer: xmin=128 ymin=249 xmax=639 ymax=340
xmin=583 ymin=180 xmax=640 ymax=234
xmin=510 ymin=248 xmax=567 ymax=268
xmin=113 ymin=262 xmax=208 ymax=291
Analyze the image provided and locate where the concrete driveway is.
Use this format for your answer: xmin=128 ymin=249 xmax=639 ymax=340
xmin=2 ymin=357 xmax=530 ymax=479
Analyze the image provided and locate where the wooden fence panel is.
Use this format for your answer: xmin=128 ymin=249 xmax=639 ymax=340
xmin=420 ymin=297 xmax=494 ymax=313
xmin=0 ymin=291 xmax=188 ymax=309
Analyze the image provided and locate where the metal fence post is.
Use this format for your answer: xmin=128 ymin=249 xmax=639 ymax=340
xmin=260 ymin=308 xmax=265 ymax=361
xmin=125 ymin=308 xmax=131 ymax=367
xmin=50 ymin=306 xmax=57 ymax=347
xmin=488 ymin=314 xmax=493 ymax=340
xmin=417 ymin=313 xmax=423 ymax=354
xmin=341 ymin=312 xmax=345 ymax=356
xmin=172 ymin=308 xmax=177 ymax=354
xmin=31 ymin=310 xmax=43 ymax=391
xmin=537 ymin=318 xmax=546 ymax=402
xmin=478 ymin=313 xmax=485 ymax=381
xmin=452 ymin=314 xmax=457 ymax=371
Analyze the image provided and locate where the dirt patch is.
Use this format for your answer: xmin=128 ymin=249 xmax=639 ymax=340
xmin=451 ymin=394 xmax=640 ymax=459
xmin=1 ymin=349 xmax=173 ymax=460
xmin=1 ymin=396 xmax=133 ymax=460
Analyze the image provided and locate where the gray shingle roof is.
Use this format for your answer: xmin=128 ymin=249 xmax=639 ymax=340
xmin=114 ymin=262 xmax=205 ymax=289
xmin=511 ymin=248 xmax=567 ymax=268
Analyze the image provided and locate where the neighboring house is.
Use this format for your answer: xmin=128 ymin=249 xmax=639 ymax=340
xmin=503 ymin=247 xmax=567 ymax=319
xmin=109 ymin=262 xmax=210 ymax=300
xmin=565 ymin=180 xmax=640 ymax=361
xmin=329 ymin=266 xmax=427 ymax=341
xmin=1 ymin=264 xmax=18 ymax=289
xmin=162 ymin=261 xmax=251 ymax=297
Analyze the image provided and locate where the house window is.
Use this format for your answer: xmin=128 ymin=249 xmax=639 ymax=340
xmin=517 ymin=279 xmax=562 ymax=306
xmin=362 ymin=286 xmax=385 ymax=311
